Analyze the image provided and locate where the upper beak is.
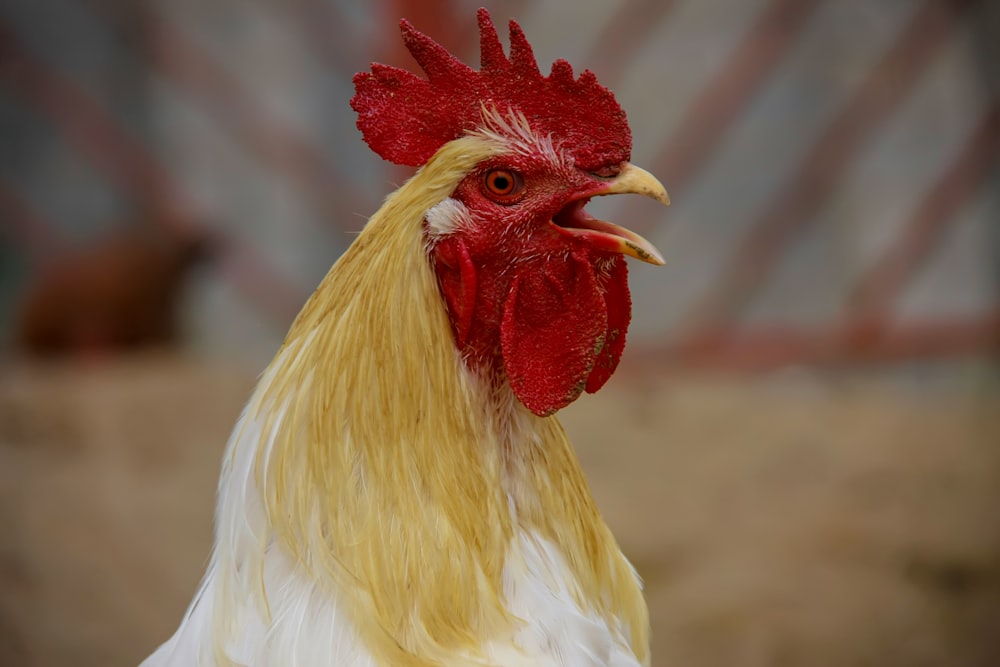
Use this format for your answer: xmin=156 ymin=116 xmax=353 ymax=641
xmin=551 ymin=163 xmax=669 ymax=265
xmin=600 ymin=162 xmax=670 ymax=206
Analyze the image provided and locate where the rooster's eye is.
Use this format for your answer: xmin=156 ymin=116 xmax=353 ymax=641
xmin=483 ymin=169 xmax=524 ymax=203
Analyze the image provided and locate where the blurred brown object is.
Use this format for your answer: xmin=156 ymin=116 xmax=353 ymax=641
xmin=13 ymin=225 xmax=218 ymax=357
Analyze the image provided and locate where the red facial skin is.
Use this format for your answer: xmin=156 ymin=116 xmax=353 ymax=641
xmin=430 ymin=152 xmax=631 ymax=417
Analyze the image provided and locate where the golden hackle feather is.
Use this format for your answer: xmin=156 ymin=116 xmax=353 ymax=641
xmin=243 ymin=135 xmax=648 ymax=666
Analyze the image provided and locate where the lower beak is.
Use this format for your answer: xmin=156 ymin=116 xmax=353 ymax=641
xmin=551 ymin=163 xmax=669 ymax=266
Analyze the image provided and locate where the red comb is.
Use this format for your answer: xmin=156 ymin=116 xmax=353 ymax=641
xmin=351 ymin=8 xmax=631 ymax=170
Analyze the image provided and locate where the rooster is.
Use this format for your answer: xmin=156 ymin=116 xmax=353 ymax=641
xmin=15 ymin=225 xmax=215 ymax=358
xmin=142 ymin=9 xmax=668 ymax=667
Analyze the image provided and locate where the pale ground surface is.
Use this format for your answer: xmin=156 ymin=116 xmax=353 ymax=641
xmin=1 ymin=354 xmax=998 ymax=667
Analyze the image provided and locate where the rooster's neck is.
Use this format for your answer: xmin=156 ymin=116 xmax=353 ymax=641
xmin=223 ymin=137 xmax=647 ymax=667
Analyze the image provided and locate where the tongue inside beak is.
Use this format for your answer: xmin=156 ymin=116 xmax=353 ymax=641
xmin=552 ymin=201 xmax=665 ymax=265
xmin=550 ymin=162 xmax=668 ymax=265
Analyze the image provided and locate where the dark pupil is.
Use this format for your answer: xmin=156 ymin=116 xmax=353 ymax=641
xmin=492 ymin=174 xmax=510 ymax=191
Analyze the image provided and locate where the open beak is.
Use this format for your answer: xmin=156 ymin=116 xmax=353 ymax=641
xmin=550 ymin=163 xmax=669 ymax=265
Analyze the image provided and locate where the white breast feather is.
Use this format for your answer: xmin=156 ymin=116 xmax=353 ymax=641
xmin=484 ymin=533 xmax=642 ymax=667
xmin=141 ymin=337 xmax=643 ymax=667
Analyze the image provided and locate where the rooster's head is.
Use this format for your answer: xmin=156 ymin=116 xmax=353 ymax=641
xmin=352 ymin=8 xmax=668 ymax=416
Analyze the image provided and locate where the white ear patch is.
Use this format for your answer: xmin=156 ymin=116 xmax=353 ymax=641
xmin=425 ymin=197 xmax=473 ymax=238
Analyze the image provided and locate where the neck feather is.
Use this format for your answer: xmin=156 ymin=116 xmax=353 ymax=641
xmin=239 ymin=136 xmax=647 ymax=666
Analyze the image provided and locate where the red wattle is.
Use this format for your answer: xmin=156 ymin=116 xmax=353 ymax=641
xmin=433 ymin=238 xmax=477 ymax=346
xmin=585 ymin=256 xmax=630 ymax=394
xmin=500 ymin=250 xmax=608 ymax=416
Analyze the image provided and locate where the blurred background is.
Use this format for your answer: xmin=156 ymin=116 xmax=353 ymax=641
xmin=0 ymin=0 xmax=998 ymax=665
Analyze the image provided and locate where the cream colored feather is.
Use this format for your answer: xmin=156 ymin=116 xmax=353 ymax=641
xmin=141 ymin=136 xmax=648 ymax=667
